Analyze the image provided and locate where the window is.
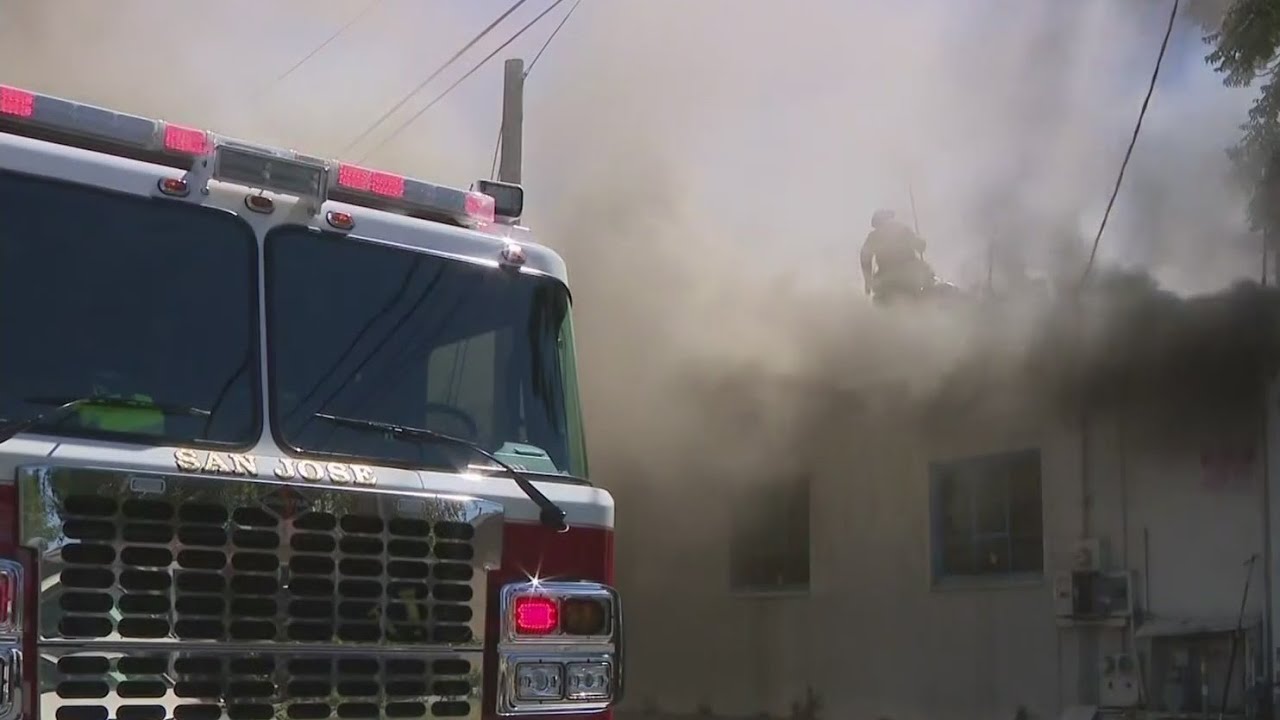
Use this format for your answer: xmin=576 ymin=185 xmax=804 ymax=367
xmin=426 ymin=330 xmax=499 ymax=443
xmin=0 ymin=170 xmax=260 ymax=447
xmin=730 ymin=475 xmax=810 ymax=592
xmin=266 ymin=226 xmax=587 ymax=479
xmin=930 ymin=449 xmax=1043 ymax=583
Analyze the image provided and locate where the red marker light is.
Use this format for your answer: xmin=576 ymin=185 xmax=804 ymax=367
xmin=326 ymin=210 xmax=355 ymax=231
xmin=337 ymin=164 xmax=406 ymax=199
xmin=0 ymin=86 xmax=35 ymax=118
xmin=245 ymin=194 xmax=275 ymax=214
xmin=163 ymin=124 xmax=209 ymax=155
xmin=158 ymin=177 xmax=190 ymax=197
xmin=465 ymin=191 xmax=496 ymax=225
xmin=500 ymin=242 xmax=527 ymax=267
xmin=514 ymin=596 xmax=558 ymax=635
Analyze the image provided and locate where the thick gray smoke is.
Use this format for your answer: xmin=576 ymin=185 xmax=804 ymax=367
xmin=510 ymin=1 xmax=1274 ymax=475
xmin=5 ymin=1 xmax=1280 ymax=714
xmin=3 ymin=0 xmax=1275 ymax=510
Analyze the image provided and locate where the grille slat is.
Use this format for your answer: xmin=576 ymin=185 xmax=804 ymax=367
xmin=28 ymin=469 xmax=498 ymax=649
xmin=46 ymin=652 xmax=479 ymax=720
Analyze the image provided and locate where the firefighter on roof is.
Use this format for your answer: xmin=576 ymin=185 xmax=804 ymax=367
xmin=860 ymin=208 xmax=932 ymax=305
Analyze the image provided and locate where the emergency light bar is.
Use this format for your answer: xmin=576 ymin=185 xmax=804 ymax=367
xmin=214 ymin=144 xmax=329 ymax=203
xmin=0 ymin=84 xmax=501 ymax=228
xmin=332 ymin=162 xmax=495 ymax=226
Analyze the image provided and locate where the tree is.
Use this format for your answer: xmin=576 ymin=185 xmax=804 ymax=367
xmin=1203 ymin=0 xmax=1280 ymax=232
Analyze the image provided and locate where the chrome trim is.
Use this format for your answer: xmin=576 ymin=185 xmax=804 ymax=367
xmin=496 ymin=651 xmax=613 ymax=716
xmin=496 ymin=582 xmax=622 ymax=716
xmin=40 ymin=646 xmax=482 ymax=720
xmin=0 ymin=646 xmax=22 ymax=720
xmin=19 ymin=464 xmax=504 ymax=650
xmin=498 ymin=582 xmax=618 ymax=646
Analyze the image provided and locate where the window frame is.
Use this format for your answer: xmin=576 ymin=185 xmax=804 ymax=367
xmin=928 ymin=448 xmax=1045 ymax=589
xmin=0 ymin=169 xmax=264 ymax=451
xmin=728 ymin=474 xmax=812 ymax=595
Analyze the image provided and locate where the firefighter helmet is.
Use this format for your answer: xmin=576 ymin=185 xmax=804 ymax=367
xmin=871 ymin=209 xmax=895 ymax=229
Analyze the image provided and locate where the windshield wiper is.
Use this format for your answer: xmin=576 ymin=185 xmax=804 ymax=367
xmin=313 ymin=412 xmax=569 ymax=531
xmin=0 ymin=395 xmax=211 ymax=443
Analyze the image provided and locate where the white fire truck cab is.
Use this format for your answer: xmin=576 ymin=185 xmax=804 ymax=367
xmin=0 ymin=85 xmax=621 ymax=720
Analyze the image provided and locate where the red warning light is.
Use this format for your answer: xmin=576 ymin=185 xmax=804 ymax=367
xmin=464 ymin=191 xmax=496 ymax=225
xmin=0 ymin=86 xmax=35 ymax=118
xmin=337 ymin=164 xmax=406 ymax=199
xmin=163 ymin=124 xmax=209 ymax=155
xmin=514 ymin=596 xmax=558 ymax=635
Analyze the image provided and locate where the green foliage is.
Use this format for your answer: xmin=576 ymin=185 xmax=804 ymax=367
xmin=1205 ymin=0 xmax=1280 ymax=230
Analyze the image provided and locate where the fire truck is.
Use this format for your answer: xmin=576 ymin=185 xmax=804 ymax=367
xmin=0 ymin=84 xmax=621 ymax=720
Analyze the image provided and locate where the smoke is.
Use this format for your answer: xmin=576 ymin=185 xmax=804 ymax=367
xmin=5 ymin=0 xmax=1280 ymax=714
xmin=4 ymin=0 xmax=1275 ymax=506
xmin=505 ymin=0 xmax=1271 ymax=473
xmin=2 ymin=0 xmax=1275 ymax=523
xmin=1 ymin=0 xmax=1276 ymax=534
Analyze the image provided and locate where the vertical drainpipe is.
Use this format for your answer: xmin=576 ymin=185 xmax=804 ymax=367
xmin=1077 ymin=374 xmax=1095 ymax=707
xmin=1261 ymin=371 xmax=1274 ymax=706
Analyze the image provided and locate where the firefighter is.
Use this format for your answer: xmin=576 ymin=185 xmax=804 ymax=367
xmin=860 ymin=209 xmax=932 ymax=305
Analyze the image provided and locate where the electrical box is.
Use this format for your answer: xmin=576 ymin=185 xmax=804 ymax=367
xmin=1100 ymin=654 xmax=1141 ymax=707
xmin=1054 ymin=570 xmax=1134 ymax=622
xmin=1069 ymin=538 xmax=1104 ymax=572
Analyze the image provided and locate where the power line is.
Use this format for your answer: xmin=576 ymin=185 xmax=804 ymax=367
xmin=342 ymin=0 xmax=532 ymax=157
xmin=1078 ymin=0 xmax=1179 ymax=288
xmin=491 ymin=0 xmax=583 ymax=179
xmin=357 ymin=0 xmax=571 ymax=163
xmin=267 ymin=0 xmax=381 ymax=91
xmin=527 ymin=0 xmax=582 ymax=75
xmin=490 ymin=128 xmax=503 ymax=180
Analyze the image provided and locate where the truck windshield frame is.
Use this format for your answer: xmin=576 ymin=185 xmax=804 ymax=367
xmin=265 ymin=226 xmax=589 ymax=482
xmin=0 ymin=170 xmax=262 ymax=448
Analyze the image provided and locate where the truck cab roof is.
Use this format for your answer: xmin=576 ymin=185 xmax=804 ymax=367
xmin=0 ymin=86 xmax=610 ymax=530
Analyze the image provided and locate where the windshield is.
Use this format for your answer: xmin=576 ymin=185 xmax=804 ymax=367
xmin=266 ymin=226 xmax=588 ymax=480
xmin=0 ymin=171 xmax=260 ymax=446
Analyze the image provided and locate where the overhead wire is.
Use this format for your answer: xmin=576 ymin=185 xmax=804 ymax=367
xmin=356 ymin=0 xmax=572 ymax=163
xmin=261 ymin=0 xmax=382 ymax=96
xmin=342 ymin=0 xmax=533 ymax=157
xmin=491 ymin=0 xmax=583 ymax=179
xmin=1078 ymin=0 xmax=1180 ymax=289
xmin=285 ymin=0 xmax=575 ymax=431
xmin=527 ymin=0 xmax=582 ymax=75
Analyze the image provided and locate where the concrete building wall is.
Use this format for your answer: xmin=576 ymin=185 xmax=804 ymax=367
xmin=611 ymin=393 xmax=1270 ymax=720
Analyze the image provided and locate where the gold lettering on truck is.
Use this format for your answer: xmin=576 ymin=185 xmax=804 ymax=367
xmin=173 ymin=450 xmax=377 ymax=485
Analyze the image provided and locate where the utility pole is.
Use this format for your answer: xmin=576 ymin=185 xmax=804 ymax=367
xmin=498 ymin=58 xmax=525 ymax=185
xmin=906 ymin=180 xmax=921 ymax=235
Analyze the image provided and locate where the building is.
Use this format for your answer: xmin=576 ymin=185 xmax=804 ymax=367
xmin=607 ymin=283 xmax=1280 ymax=720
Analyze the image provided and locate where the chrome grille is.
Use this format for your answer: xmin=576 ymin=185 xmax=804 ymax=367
xmin=42 ymin=649 xmax=481 ymax=720
xmin=19 ymin=465 xmax=503 ymax=649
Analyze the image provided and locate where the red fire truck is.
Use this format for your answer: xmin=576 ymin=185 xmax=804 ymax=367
xmin=0 ymin=84 xmax=621 ymax=720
